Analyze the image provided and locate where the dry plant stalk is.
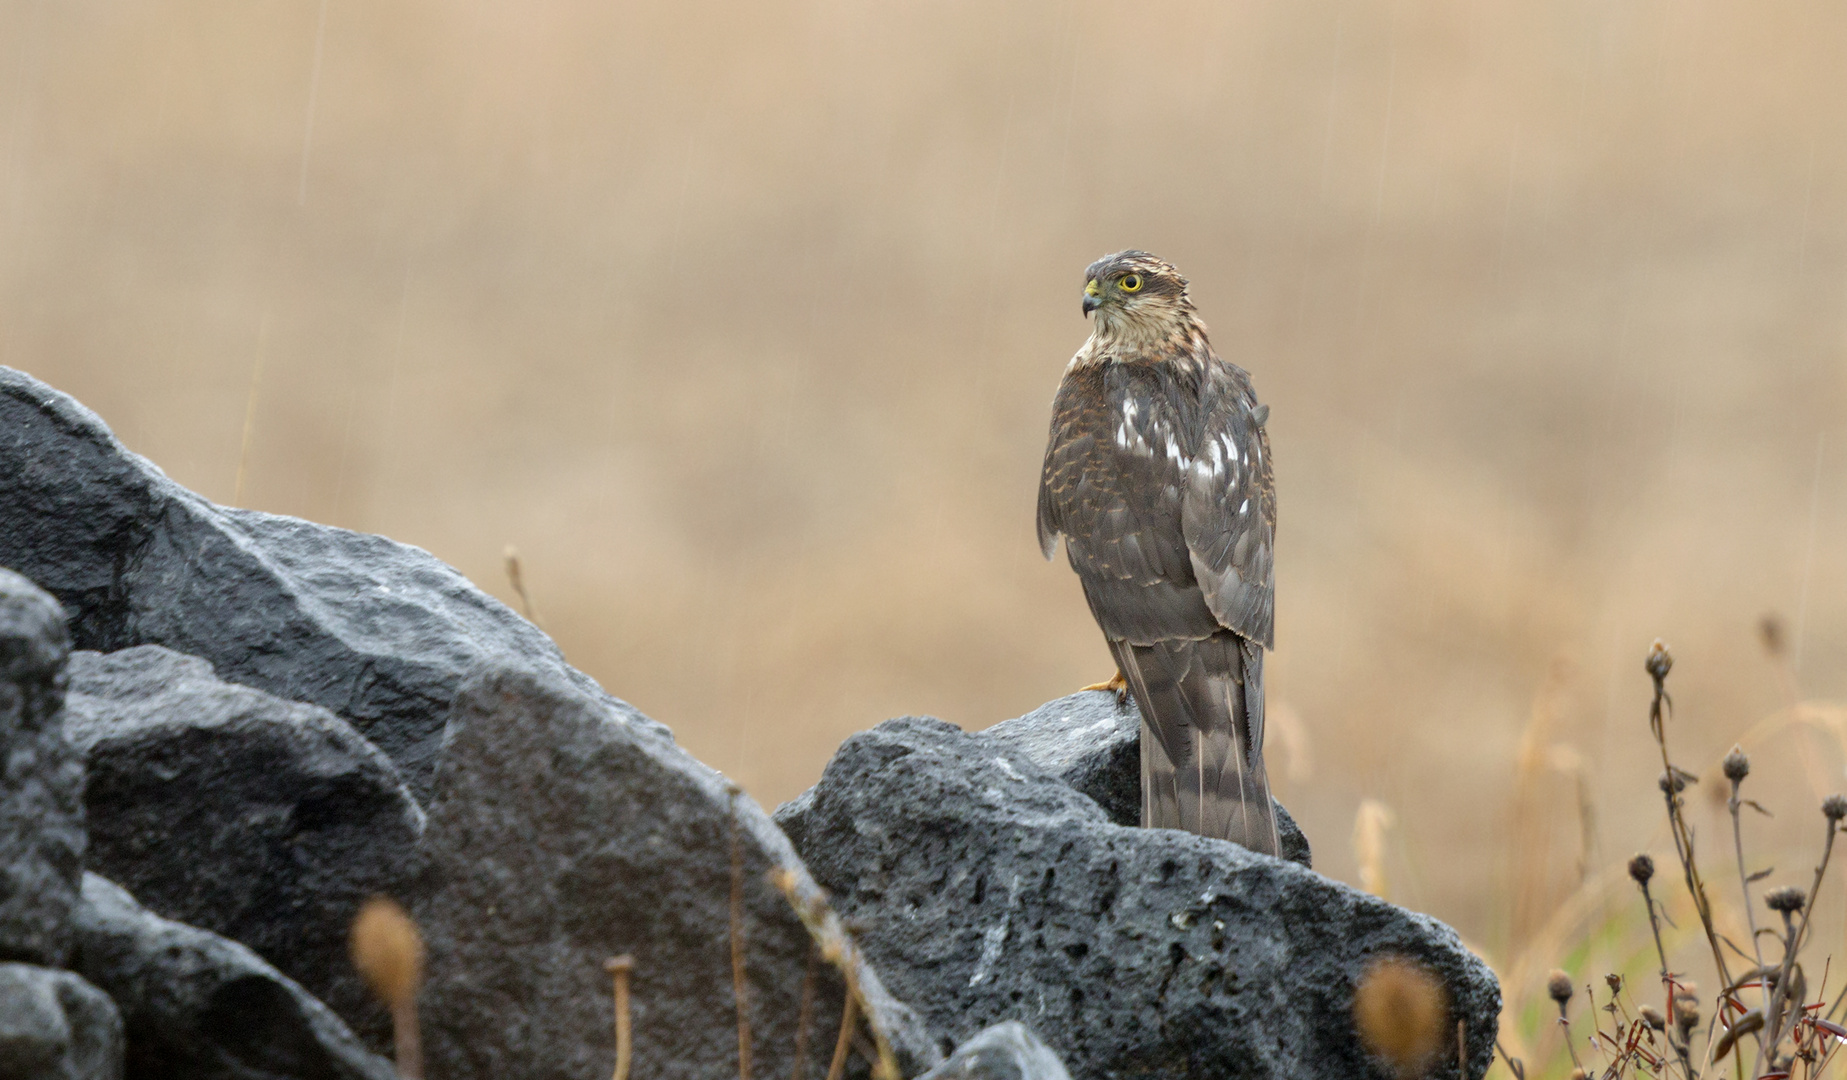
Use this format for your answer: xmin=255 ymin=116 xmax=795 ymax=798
xmin=1526 ymin=640 xmax=1847 ymax=1080
xmin=728 ymin=787 xmax=753 ymax=1080
xmin=349 ymin=895 xmax=425 ymax=1080
xmin=604 ymin=955 xmax=634 ymax=1080
xmin=769 ymin=867 xmax=900 ymax=1080
xmin=825 ymin=992 xmax=858 ymax=1080
xmin=1642 ymin=641 xmax=1736 ymax=1011
xmin=1510 ymin=658 xmax=1573 ymax=941
xmin=1352 ymin=798 xmax=1395 ymax=899
xmin=791 ymin=947 xmax=818 ymax=1080
xmin=502 ymin=544 xmax=546 ymax=629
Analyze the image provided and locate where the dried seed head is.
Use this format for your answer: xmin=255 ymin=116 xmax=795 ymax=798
xmin=1760 ymin=613 xmax=1787 ymax=657
xmin=1628 ymin=853 xmax=1655 ymax=887
xmin=1824 ymin=794 xmax=1847 ymax=823
xmin=349 ymin=895 xmax=425 ymax=1011
xmin=1352 ymin=955 xmax=1450 ymax=1079
xmin=1604 ymin=973 xmax=1623 ymax=995
xmin=1645 ymin=639 xmax=1673 ymax=682
xmin=1722 ymin=747 xmax=1750 ymax=784
xmin=1568 ymin=1070 xmax=1588 ymax=1080
xmin=1547 ymin=970 xmax=1575 ymax=1007
xmin=1638 ymin=1004 xmax=1665 ymax=1030
xmin=1659 ymin=770 xmax=1688 ymax=796
xmin=1766 ymin=886 xmax=1808 ymax=915
xmin=1675 ymin=996 xmax=1700 ymax=1036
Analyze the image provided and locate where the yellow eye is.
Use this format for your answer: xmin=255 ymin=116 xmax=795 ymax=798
xmin=1119 ymin=274 xmax=1143 ymax=293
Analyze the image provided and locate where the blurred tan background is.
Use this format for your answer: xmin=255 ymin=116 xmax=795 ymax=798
xmin=4 ymin=0 xmax=1846 ymax=965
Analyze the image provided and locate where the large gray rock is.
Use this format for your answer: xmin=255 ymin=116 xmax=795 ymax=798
xmin=0 ymin=568 xmax=83 ymax=967
xmin=69 ymin=873 xmax=395 ymax=1080
xmin=64 ymin=645 xmax=424 ymax=1052
xmin=916 ymin=1022 xmax=1070 ymax=1080
xmin=0 ymin=963 xmax=123 ymax=1080
xmin=416 ymin=664 xmax=937 ymax=1080
xmin=979 ymin=691 xmax=1311 ymax=867
xmin=0 ymin=366 xmax=666 ymax=799
xmin=774 ymin=717 xmax=1499 ymax=1080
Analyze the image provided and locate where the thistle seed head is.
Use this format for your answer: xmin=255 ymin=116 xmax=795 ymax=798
xmin=1760 ymin=613 xmax=1787 ymax=657
xmin=1628 ymin=853 xmax=1655 ymax=887
xmin=1824 ymin=794 xmax=1847 ymax=823
xmin=1766 ymin=886 xmax=1807 ymax=915
xmin=1547 ymin=970 xmax=1574 ymax=1007
xmin=1645 ymin=639 xmax=1673 ymax=682
xmin=1722 ymin=747 xmax=1750 ymax=784
xmin=1638 ymin=1004 xmax=1665 ymax=1030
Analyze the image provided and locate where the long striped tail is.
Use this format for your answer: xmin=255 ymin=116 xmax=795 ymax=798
xmin=1114 ymin=633 xmax=1280 ymax=856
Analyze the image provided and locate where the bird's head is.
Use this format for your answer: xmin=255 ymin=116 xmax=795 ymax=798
xmin=1081 ymin=250 xmax=1195 ymax=337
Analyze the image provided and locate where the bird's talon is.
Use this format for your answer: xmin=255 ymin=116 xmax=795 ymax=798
xmin=1081 ymin=671 xmax=1130 ymax=704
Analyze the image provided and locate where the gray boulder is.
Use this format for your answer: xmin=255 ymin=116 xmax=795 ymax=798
xmin=69 ymin=873 xmax=395 ymax=1080
xmin=0 ymin=568 xmax=83 ymax=967
xmin=774 ymin=717 xmax=1499 ymax=1080
xmin=916 ymin=1022 xmax=1070 ymax=1080
xmin=416 ymin=664 xmax=938 ymax=1080
xmin=0 ymin=366 xmax=666 ymax=800
xmin=979 ymin=691 xmax=1311 ymax=867
xmin=64 ymin=645 xmax=424 ymax=1051
xmin=0 ymin=963 xmax=123 ymax=1080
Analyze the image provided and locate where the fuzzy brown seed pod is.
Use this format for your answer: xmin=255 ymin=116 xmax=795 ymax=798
xmin=1628 ymin=853 xmax=1655 ymax=886
xmin=350 ymin=895 xmax=426 ymax=1080
xmin=1604 ymin=973 xmax=1622 ymax=994
xmin=1547 ymin=970 xmax=1574 ymax=1007
xmin=1765 ymin=885 xmax=1807 ymax=915
xmin=1638 ymin=1004 xmax=1665 ymax=1030
xmin=1675 ymin=997 xmax=1700 ymax=1038
xmin=1568 ymin=1069 xmax=1588 ymax=1080
xmin=1352 ymin=955 xmax=1451 ymax=1080
xmin=1722 ymin=747 xmax=1750 ymax=784
xmin=1824 ymin=794 xmax=1847 ymax=823
xmin=350 ymin=896 xmax=424 ymax=1010
xmin=1659 ymin=770 xmax=1689 ymax=796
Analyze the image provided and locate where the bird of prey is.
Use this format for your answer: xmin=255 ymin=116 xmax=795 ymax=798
xmin=1036 ymin=251 xmax=1280 ymax=856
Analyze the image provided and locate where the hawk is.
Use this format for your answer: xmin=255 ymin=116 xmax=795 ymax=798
xmin=1036 ymin=251 xmax=1280 ymax=855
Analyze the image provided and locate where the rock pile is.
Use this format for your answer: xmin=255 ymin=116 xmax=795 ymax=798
xmin=0 ymin=365 xmax=1499 ymax=1079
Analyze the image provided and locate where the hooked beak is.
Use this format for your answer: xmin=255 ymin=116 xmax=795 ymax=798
xmin=1082 ymin=280 xmax=1102 ymax=316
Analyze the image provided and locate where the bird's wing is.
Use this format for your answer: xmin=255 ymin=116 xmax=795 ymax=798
xmin=1036 ymin=362 xmax=1220 ymax=646
xmin=1179 ymin=363 xmax=1276 ymax=649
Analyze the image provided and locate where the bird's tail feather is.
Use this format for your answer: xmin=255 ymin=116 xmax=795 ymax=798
xmin=1114 ymin=634 xmax=1280 ymax=856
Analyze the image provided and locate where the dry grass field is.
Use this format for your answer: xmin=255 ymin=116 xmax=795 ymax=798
xmin=6 ymin=3 xmax=1847 ymax=1054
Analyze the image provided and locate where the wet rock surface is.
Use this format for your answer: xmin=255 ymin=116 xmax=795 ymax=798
xmin=70 ymin=873 xmax=395 ymax=1080
xmin=0 ymin=366 xmax=665 ymax=800
xmin=66 ymin=645 xmax=424 ymax=1051
xmin=979 ymin=690 xmax=1311 ymax=867
xmin=1 ymin=370 xmax=1502 ymax=1080
xmin=775 ymin=717 xmax=1499 ymax=1080
xmin=0 ymin=962 xmax=123 ymax=1080
xmin=0 ymin=568 xmax=83 ymax=968
xmin=415 ymin=664 xmax=938 ymax=1080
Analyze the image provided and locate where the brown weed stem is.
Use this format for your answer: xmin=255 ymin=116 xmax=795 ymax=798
xmin=605 ymin=955 xmax=633 ymax=1080
xmin=728 ymin=789 xmax=753 ymax=1080
xmin=824 ymin=991 xmax=857 ymax=1080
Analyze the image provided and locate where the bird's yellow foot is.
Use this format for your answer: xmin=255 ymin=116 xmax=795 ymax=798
xmin=1081 ymin=671 xmax=1130 ymax=704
